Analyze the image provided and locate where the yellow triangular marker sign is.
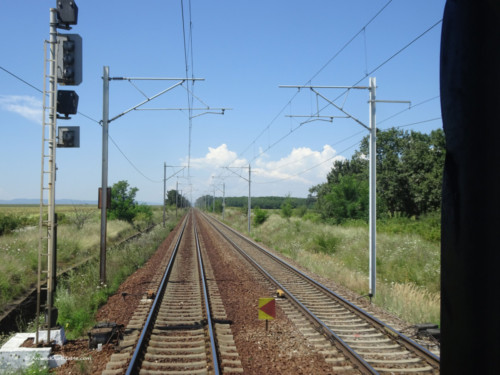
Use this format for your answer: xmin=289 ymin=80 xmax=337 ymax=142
xmin=258 ymin=298 xmax=276 ymax=320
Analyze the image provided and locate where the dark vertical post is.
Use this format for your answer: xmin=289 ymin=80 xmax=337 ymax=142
xmin=163 ymin=162 xmax=166 ymax=228
xmin=100 ymin=66 xmax=109 ymax=284
xmin=440 ymin=1 xmax=500 ymax=373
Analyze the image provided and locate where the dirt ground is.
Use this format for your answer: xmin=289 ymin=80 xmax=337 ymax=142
xmin=51 ymin=215 xmax=431 ymax=374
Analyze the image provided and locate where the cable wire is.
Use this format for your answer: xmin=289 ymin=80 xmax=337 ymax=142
xmin=1 ymin=64 xmax=162 ymax=183
xmin=254 ymin=140 xmax=363 ymax=185
xmin=254 ymin=114 xmax=442 ymax=186
xmin=378 ymin=95 xmax=440 ymax=125
xmin=0 ymin=65 xmax=43 ymax=94
xmin=226 ymin=0 xmax=394 ymax=168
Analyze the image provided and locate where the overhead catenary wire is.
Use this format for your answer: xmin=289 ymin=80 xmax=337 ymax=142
xmin=228 ymin=15 xmax=443 ymax=175
xmin=378 ymin=95 xmax=440 ymax=125
xmin=256 ymin=129 xmax=366 ymax=172
xmin=181 ymin=0 xmax=194 ymax=178
xmin=1 ymin=64 xmax=162 ymax=183
xmin=253 ymin=140 xmax=363 ymax=185
xmin=291 ymin=18 xmax=444 ymax=133
xmin=225 ymin=0 xmax=394 ymax=168
xmin=0 ymin=66 xmax=43 ymax=94
xmin=252 ymin=115 xmax=442 ymax=186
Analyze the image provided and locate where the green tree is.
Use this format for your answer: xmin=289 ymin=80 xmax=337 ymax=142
xmin=316 ymin=175 xmax=369 ymax=223
xmin=166 ymin=189 xmax=178 ymax=207
xmin=108 ymin=180 xmax=139 ymax=223
xmin=281 ymin=195 xmax=294 ymax=219
xmin=167 ymin=189 xmax=190 ymax=208
xmin=312 ymin=128 xmax=445 ymax=222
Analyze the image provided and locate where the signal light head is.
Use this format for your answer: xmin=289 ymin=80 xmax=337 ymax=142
xmin=56 ymin=34 xmax=82 ymax=86
xmin=56 ymin=0 xmax=78 ymax=29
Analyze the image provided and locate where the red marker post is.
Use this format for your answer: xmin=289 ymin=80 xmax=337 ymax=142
xmin=258 ymin=298 xmax=276 ymax=331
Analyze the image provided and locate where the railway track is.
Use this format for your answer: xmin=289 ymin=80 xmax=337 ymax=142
xmin=0 ymin=225 xmax=156 ymax=336
xmin=200 ymin=210 xmax=440 ymax=374
xmin=104 ymin=211 xmax=243 ymax=375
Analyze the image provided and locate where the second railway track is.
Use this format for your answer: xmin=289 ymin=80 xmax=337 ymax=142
xmin=103 ymin=209 xmax=440 ymax=374
xmin=200 ymin=210 xmax=440 ymax=374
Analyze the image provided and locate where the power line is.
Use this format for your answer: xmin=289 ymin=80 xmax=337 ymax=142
xmin=392 ymin=117 xmax=442 ymax=130
xmin=254 ymin=139 xmax=363 ymax=185
xmin=108 ymin=135 xmax=162 ymax=183
xmin=229 ymin=13 xmax=442 ymax=173
xmin=363 ymin=19 xmax=443 ymax=80
xmin=1 ymin=64 xmax=162 ymax=183
xmin=307 ymin=0 xmax=393 ymax=84
xmin=226 ymin=0 xmax=394 ymax=168
xmin=181 ymin=0 xmax=195 ymax=179
xmin=253 ymin=116 xmax=441 ymax=186
xmin=0 ymin=65 xmax=43 ymax=94
xmin=378 ymin=95 xmax=440 ymax=125
xmin=312 ymin=19 xmax=444 ymax=122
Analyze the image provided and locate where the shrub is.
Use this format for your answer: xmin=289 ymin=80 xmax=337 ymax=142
xmin=71 ymin=206 xmax=95 ymax=230
xmin=302 ymin=211 xmax=321 ymax=223
xmin=280 ymin=198 xmax=293 ymax=219
xmin=133 ymin=204 xmax=154 ymax=231
xmin=310 ymin=232 xmax=341 ymax=255
xmin=253 ymin=207 xmax=269 ymax=225
xmin=0 ymin=214 xmax=20 ymax=235
xmin=294 ymin=205 xmax=307 ymax=217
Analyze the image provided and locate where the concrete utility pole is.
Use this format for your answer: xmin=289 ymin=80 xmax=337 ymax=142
xmin=99 ymin=72 xmax=203 ymax=283
xmin=222 ymin=182 xmax=225 ymax=220
xmin=100 ymin=66 xmax=109 ymax=284
xmin=248 ymin=165 xmax=251 ymax=233
xmin=163 ymin=162 xmax=166 ymax=227
xmin=225 ymin=165 xmax=252 ymax=233
xmin=280 ymin=78 xmax=409 ymax=299
xmin=163 ymin=164 xmax=186 ymax=226
xmin=212 ymin=177 xmax=226 ymax=220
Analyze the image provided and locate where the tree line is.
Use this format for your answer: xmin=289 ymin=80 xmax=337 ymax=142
xmin=165 ymin=189 xmax=190 ymax=208
xmin=194 ymin=195 xmax=313 ymax=213
xmin=309 ymin=128 xmax=445 ymax=223
xmin=112 ymin=128 xmax=444 ymax=226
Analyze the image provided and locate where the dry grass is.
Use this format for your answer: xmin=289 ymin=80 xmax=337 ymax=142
xmin=0 ymin=205 xmax=134 ymax=313
xmin=221 ymin=207 xmax=440 ymax=325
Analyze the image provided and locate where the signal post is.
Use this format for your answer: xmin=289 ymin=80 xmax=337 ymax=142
xmin=37 ymin=0 xmax=82 ymax=345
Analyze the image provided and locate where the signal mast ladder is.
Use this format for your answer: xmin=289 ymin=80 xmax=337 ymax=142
xmin=36 ymin=39 xmax=59 ymax=345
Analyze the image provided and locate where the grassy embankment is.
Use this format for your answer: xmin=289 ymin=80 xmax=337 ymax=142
xmin=220 ymin=207 xmax=440 ymax=326
xmin=0 ymin=205 xmax=183 ymax=340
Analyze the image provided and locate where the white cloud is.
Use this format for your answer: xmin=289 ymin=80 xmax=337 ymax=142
xmin=188 ymin=144 xmax=247 ymax=169
xmin=0 ymin=95 xmax=42 ymax=124
xmin=189 ymin=143 xmax=346 ymax=198
xmin=254 ymin=145 xmax=345 ymax=183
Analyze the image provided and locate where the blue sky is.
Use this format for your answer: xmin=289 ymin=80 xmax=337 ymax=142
xmin=0 ymin=1 xmax=445 ymax=204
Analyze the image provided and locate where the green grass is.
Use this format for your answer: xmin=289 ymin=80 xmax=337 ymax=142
xmin=220 ymin=207 xmax=440 ymax=325
xmin=55 ymin=212 xmax=179 ymax=339
xmin=0 ymin=205 xmax=165 ymax=315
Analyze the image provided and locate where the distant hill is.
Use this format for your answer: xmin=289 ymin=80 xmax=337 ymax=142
xmin=0 ymin=199 xmax=96 ymax=205
xmin=0 ymin=198 xmax=160 ymax=206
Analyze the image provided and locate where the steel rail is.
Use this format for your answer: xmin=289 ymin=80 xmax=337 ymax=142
xmin=1 ymin=224 xmax=157 ymax=335
xmin=206 ymin=212 xmax=440 ymax=370
xmin=125 ymin=215 xmax=188 ymax=375
xmin=193 ymin=213 xmax=221 ymax=375
xmin=200 ymin=211 xmax=377 ymax=374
